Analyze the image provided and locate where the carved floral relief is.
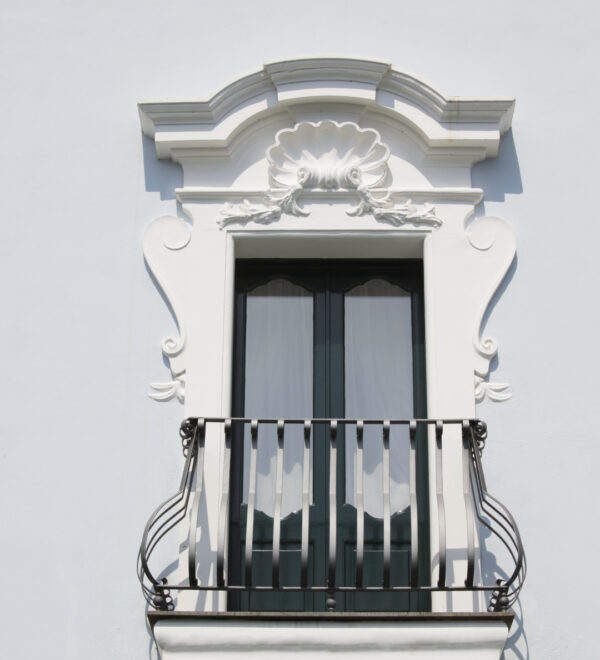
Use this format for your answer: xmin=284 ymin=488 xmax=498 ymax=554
xmin=219 ymin=121 xmax=442 ymax=229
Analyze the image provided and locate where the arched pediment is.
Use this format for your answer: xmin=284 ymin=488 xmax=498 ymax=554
xmin=139 ymin=57 xmax=514 ymax=168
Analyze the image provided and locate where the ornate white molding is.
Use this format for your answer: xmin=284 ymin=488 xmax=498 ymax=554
xmin=143 ymin=216 xmax=191 ymax=402
xmin=219 ymin=122 xmax=442 ymax=229
xmin=139 ymin=57 xmax=514 ymax=164
xmin=149 ymin=373 xmax=186 ymax=403
xmin=467 ymin=216 xmax=516 ymax=403
xmin=139 ymin=58 xmax=514 ymax=137
xmin=474 ymin=375 xmax=511 ymax=403
xmin=140 ymin=61 xmax=516 ymax=413
xmin=268 ymin=121 xmax=389 ymax=189
xmin=176 ymin=188 xmax=484 ymax=205
xmin=348 ymin=190 xmax=441 ymax=227
xmin=219 ymin=186 xmax=305 ymax=227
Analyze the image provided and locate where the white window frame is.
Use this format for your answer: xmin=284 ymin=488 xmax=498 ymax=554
xmin=140 ymin=57 xmax=517 ymax=659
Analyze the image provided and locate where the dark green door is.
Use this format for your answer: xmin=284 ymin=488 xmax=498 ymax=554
xmin=228 ymin=260 xmax=429 ymax=612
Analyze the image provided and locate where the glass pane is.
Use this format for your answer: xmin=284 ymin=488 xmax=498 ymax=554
xmin=243 ymin=278 xmax=313 ymax=517
xmin=344 ymin=279 xmax=413 ymax=517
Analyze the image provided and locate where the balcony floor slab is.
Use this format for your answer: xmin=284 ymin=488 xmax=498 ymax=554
xmin=150 ymin=612 xmax=513 ymax=660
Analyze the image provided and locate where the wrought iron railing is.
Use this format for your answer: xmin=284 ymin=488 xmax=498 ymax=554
xmin=138 ymin=417 xmax=525 ymax=613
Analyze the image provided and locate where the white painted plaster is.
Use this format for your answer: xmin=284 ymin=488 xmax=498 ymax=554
xmin=153 ymin=619 xmax=510 ymax=660
xmin=2 ymin=3 xmax=600 ymax=660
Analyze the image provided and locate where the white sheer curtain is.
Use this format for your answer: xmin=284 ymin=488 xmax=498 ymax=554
xmin=344 ymin=279 xmax=413 ymax=518
xmin=241 ymin=276 xmax=413 ymax=520
xmin=243 ymin=279 xmax=313 ymax=517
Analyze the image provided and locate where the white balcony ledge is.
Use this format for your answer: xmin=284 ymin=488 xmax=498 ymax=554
xmin=150 ymin=612 xmax=513 ymax=660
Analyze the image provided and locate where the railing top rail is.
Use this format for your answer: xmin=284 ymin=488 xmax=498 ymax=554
xmin=182 ymin=416 xmax=481 ymax=425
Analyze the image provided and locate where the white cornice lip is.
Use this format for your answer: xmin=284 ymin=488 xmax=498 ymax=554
xmin=138 ymin=57 xmax=393 ymax=135
xmin=175 ymin=187 xmax=483 ymax=205
xmin=139 ymin=57 xmax=514 ymax=164
xmin=138 ymin=69 xmax=273 ymax=138
xmin=139 ymin=56 xmax=514 ymax=128
xmin=264 ymin=57 xmax=391 ymax=103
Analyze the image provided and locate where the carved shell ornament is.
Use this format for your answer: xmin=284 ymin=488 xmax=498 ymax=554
xmin=219 ymin=121 xmax=441 ymax=228
xmin=269 ymin=121 xmax=389 ymax=190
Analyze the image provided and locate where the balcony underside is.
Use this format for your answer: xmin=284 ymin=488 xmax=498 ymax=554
xmin=150 ymin=611 xmax=514 ymax=660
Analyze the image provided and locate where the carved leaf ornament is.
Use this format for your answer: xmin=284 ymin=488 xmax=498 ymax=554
xmin=219 ymin=121 xmax=442 ymax=229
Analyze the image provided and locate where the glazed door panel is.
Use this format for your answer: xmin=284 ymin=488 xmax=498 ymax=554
xmin=228 ymin=260 xmax=429 ymax=612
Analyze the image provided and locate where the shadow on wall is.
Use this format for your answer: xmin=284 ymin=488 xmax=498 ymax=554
xmin=471 ymin=129 xmax=523 ymax=205
xmin=479 ymin=525 xmax=530 ymax=660
xmin=480 ymin=254 xmax=518 ymax=378
xmin=143 ymin=260 xmax=182 ymax=374
xmin=470 ymin=129 xmax=522 ymax=380
xmin=142 ymin=134 xmax=182 ymax=200
xmin=472 ymin=131 xmax=526 ymax=656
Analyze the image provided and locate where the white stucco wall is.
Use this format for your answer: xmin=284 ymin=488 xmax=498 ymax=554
xmin=1 ymin=1 xmax=598 ymax=658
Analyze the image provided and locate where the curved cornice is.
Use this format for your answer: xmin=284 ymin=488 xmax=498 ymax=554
xmin=139 ymin=57 xmax=514 ymax=165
